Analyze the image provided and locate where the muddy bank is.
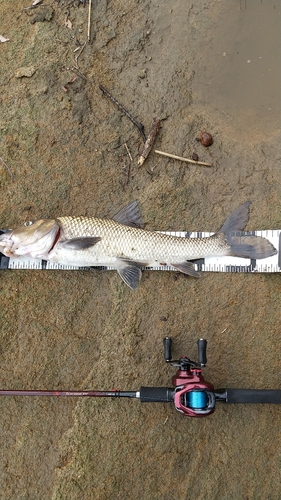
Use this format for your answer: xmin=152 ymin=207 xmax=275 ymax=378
xmin=0 ymin=1 xmax=281 ymax=499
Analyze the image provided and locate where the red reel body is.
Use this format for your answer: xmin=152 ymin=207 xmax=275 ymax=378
xmin=172 ymin=366 xmax=215 ymax=417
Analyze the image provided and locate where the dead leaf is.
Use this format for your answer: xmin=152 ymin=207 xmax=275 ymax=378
xmin=0 ymin=35 xmax=9 ymax=43
xmin=65 ymin=19 xmax=72 ymax=29
xmin=32 ymin=0 xmax=42 ymax=5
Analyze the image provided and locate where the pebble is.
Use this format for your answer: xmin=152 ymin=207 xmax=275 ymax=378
xmin=15 ymin=66 xmax=36 ymax=78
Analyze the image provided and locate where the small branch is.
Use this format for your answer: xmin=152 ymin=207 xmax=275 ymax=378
xmin=99 ymin=85 xmax=146 ymax=142
xmin=0 ymin=157 xmax=14 ymax=181
xmin=154 ymin=150 xmax=212 ymax=167
xmin=88 ymin=0 xmax=92 ymax=42
xmin=138 ymin=119 xmax=161 ymax=166
xmin=23 ymin=2 xmax=48 ymax=10
xmin=124 ymin=143 xmax=133 ymax=162
xmin=65 ymin=66 xmax=87 ymax=80
xmin=74 ymin=41 xmax=86 ymax=67
xmin=124 ymin=143 xmax=132 ymax=185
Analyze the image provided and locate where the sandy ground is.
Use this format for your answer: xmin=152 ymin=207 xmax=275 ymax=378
xmin=0 ymin=1 xmax=281 ymax=499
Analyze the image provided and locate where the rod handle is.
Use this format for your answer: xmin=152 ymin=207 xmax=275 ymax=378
xmin=224 ymin=389 xmax=281 ymax=404
xmin=139 ymin=386 xmax=174 ymax=403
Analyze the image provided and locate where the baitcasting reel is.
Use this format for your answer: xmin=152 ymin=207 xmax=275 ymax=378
xmin=162 ymin=337 xmax=215 ymax=416
xmin=138 ymin=337 xmax=215 ymax=417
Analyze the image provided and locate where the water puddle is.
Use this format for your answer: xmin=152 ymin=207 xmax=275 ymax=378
xmin=192 ymin=0 xmax=281 ymax=142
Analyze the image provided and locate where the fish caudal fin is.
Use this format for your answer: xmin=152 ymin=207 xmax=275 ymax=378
xmin=220 ymin=201 xmax=277 ymax=259
xmin=227 ymin=234 xmax=277 ymax=260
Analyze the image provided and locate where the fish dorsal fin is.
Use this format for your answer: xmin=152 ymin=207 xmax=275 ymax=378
xmin=219 ymin=201 xmax=250 ymax=234
xmin=112 ymin=201 xmax=144 ymax=228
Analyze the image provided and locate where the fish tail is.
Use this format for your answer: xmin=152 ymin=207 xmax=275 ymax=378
xmin=218 ymin=201 xmax=277 ymax=259
xmin=227 ymin=234 xmax=277 ymax=259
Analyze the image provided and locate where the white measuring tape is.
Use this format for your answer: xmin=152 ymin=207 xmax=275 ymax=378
xmin=2 ymin=230 xmax=280 ymax=273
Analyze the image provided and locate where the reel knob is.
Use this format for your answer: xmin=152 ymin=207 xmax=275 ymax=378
xmin=197 ymin=339 xmax=207 ymax=366
xmin=163 ymin=337 xmax=172 ymax=362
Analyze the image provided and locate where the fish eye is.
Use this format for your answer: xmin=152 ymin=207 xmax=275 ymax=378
xmin=24 ymin=221 xmax=34 ymax=227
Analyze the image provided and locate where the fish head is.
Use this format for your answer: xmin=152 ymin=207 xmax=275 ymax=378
xmin=0 ymin=219 xmax=59 ymax=259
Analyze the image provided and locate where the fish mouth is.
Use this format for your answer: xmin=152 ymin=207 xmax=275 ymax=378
xmin=0 ymin=230 xmax=14 ymax=256
xmin=48 ymin=227 xmax=60 ymax=253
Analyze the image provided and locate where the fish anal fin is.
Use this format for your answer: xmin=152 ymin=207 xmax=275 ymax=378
xmin=171 ymin=261 xmax=200 ymax=278
xmin=113 ymin=201 xmax=144 ymax=228
xmin=61 ymin=237 xmax=101 ymax=250
xmin=219 ymin=201 xmax=250 ymax=234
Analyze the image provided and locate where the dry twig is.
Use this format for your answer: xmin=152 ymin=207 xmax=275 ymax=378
xmin=0 ymin=157 xmax=14 ymax=181
xmin=154 ymin=150 xmax=212 ymax=167
xmin=99 ymin=85 xmax=146 ymax=142
xmin=88 ymin=0 xmax=92 ymax=42
xmin=65 ymin=66 xmax=86 ymax=80
xmin=74 ymin=41 xmax=86 ymax=67
xmin=123 ymin=143 xmax=132 ymax=185
xmin=23 ymin=1 xmax=49 ymax=10
xmin=138 ymin=119 xmax=161 ymax=166
xmin=124 ymin=143 xmax=133 ymax=162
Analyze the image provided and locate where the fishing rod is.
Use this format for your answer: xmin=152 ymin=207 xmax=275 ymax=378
xmin=1 ymin=338 xmax=281 ymax=417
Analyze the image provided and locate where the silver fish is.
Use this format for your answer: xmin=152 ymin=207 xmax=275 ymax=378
xmin=0 ymin=201 xmax=277 ymax=289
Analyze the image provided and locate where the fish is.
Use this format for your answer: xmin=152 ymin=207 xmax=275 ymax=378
xmin=0 ymin=201 xmax=277 ymax=290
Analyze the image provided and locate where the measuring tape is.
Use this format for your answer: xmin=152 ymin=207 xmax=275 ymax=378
xmin=0 ymin=230 xmax=280 ymax=273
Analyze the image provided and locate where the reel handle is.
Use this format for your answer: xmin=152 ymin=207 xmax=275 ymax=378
xmin=163 ymin=337 xmax=207 ymax=367
xmin=197 ymin=339 xmax=207 ymax=366
xmin=163 ymin=337 xmax=172 ymax=362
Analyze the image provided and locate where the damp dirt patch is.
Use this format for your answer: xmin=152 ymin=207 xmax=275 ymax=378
xmin=0 ymin=1 xmax=281 ymax=499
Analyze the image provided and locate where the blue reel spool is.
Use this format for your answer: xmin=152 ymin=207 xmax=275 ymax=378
xmin=187 ymin=390 xmax=208 ymax=410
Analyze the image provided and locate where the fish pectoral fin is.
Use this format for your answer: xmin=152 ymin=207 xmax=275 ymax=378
xmin=60 ymin=237 xmax=101 ymax=250
xmin=116 ymin=258 xmax=145 ymax=290
xmin=171 ymin=261 xmax=200 ymax=278
xmin=112 ymin=201 xmax=144 ymax=228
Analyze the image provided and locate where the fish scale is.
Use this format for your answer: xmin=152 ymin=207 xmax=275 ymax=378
xmin=56 ymin=216 xmax=229 ymax=264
